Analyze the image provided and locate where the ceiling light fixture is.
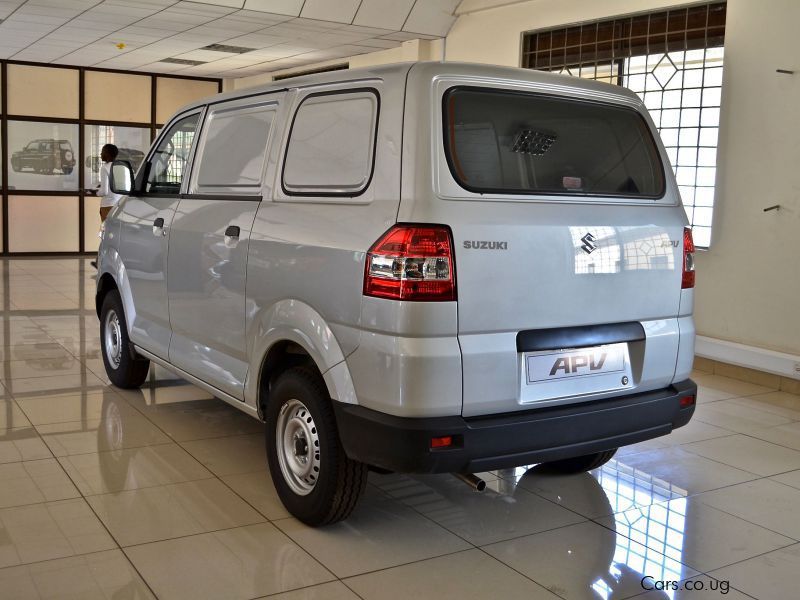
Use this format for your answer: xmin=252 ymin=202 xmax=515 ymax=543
xmin=160 ymin=57 xmax=206 ymax=66
xmin=200 ymin=43 xmax=256 ymax=54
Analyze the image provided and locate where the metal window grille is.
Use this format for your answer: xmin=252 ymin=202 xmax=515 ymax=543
xmin=522 ymin=2 xmax=726 ymax=248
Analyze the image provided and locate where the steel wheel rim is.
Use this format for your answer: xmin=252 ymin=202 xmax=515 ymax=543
xmin=276 ymin=398 xmax=321 ymax=496
xmin=104 ymin=309 xmax=123 ymax=370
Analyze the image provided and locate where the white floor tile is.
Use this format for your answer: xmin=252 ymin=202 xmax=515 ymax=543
xmin=87 ymin=478 xmax=264 ymax=546
xmin=710 ymin=543 xmax=800 ymax=600
xmin=345 ymin=549 xmax=558 ymax=599
xmin=0 ymin=549 xmax=155 ymax=600
xmin=124 ymin=522 xmax=333 ymax=600
xmin=682 ymin=434 xmax=800 ymax=476
xmin=275 ymin=488 xmax=471 ymax=578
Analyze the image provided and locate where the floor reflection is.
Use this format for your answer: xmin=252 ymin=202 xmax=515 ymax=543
xmin=372 ymin=459 xmax=691 ymax=599
xmin=521 ymin=461 xmax=689 ymax=600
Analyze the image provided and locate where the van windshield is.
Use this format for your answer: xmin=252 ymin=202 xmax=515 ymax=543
xmin=443 ymin=87 xmax=665 ymax=198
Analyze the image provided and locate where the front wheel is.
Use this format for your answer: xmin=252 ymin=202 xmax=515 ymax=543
xmin=100 ymin=290 xmax=150 ymax=388
xmin=265 ymin=367 xmax=367 ymax=526
xmin=539 ymin=449 xmax=617 ymax=474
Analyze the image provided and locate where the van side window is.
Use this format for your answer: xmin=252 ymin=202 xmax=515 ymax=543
xmin=283 ymin=89 xmax=378 ymax=196
xmin=145 ymin=113 xmax=200 ymax=195
xmin=193 ymin=102 xmax=275 ymax=194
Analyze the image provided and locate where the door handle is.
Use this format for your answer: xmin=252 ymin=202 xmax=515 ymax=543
xmin=152 ymin=217 xmax=166 ymax=237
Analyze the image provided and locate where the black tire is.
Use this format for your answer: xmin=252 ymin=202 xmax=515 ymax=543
xmin=100 ymin=289 xmax=150 ymax=389
xmin=265 ymin=367 xmax=367 ymax=526
xmin=62 ymin=166 xmax=73 ymax=175
xmin=539 ymin=448 xmax=618 ymax=474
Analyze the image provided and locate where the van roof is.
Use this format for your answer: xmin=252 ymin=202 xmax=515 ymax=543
xmin=177 ymin=61 xmax=641 ymax=116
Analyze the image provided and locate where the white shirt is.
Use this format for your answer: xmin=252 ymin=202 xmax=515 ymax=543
xmin=98 ymin=162 xmax=123 ymax=208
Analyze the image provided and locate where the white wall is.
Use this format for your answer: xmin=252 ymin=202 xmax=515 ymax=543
xmin=692 ymin=0 xmax=799 ymax=355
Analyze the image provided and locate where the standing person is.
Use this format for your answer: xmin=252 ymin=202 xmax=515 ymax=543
xmin=91 ymin=144 xmax=121 ymax=268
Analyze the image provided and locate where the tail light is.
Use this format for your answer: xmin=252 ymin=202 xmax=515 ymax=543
xmin=364 ymin=225 xmax=456 ymax=301
xmin=682 ymin=227 xmax=695 ymax=289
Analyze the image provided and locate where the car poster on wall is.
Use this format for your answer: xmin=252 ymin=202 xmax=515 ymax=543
xmin=84 ymin=125 xmax=151 ymax=190
xmin=7 ymin=121 xmax=80 ymax=191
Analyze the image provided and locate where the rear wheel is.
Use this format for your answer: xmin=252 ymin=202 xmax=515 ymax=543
xmin=100 ymin=290 xmax=150 ymax=389
xmin=265 ymin=367 xmax=367 ymax=526
xmin=540 ymin=449 xmax=617 ymax=474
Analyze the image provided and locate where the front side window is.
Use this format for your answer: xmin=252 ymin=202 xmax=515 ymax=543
xmin=145 ymin=112 xmax=199 ymax=194
xmin=194 ymin=102 xmax=275 ymax=193
xmin=282 ymin=90 xmax=378 ymax=196
xmin=443 ymin=87 xmax=664 ymax=198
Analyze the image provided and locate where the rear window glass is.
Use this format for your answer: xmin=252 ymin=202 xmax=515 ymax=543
xmin=443 ymin=87 xmax=665 ymax=198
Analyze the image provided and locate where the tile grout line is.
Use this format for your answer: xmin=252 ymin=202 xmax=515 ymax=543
xmin=369 ymin=475 xmax=591 ymax=596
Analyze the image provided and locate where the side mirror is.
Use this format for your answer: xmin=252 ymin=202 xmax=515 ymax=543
xmin=110 ymin=160 xmax=135 ymax=195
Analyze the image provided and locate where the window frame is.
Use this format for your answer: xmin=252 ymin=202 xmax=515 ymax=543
xmin=280 ymin=87 xmax=380 ymax=198
xmin=189 ymin=98 xmax=278 ymax=197
xmin=139 ymin=107 xmax=204 ymax=196
xmin=441 ymin=85 xmax=667 ymax=200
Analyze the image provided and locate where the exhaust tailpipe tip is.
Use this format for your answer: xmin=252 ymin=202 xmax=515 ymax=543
xmin=454 ymin=472 xmax=486 ymax=492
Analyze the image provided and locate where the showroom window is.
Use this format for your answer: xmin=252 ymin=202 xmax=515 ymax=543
xmin=522 ymin=2 xmax=726 ymax=248
xmin=0 ymin=62 xmax=221 ymax=254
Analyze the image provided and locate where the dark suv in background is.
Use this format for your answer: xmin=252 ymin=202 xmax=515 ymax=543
xmin=11 ymin=139 xmax=76 ymax=175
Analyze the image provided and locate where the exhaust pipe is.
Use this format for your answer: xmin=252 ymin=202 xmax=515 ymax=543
xmin=454 ymin=473 xmax=486 ymax=492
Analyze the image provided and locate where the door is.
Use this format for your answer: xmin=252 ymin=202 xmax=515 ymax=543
xmin=118 ymin=110 xmax=202 ymax=358
xmin=432 ymin=85 xmax=687 ymax=415
xmin=167 ymin=96 xmax=281 ymax=399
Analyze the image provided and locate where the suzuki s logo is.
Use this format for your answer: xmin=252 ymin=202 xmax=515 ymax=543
xmin=550 ymin=353 xmax=607 ymax=376
xmin=580 ymin=233 xmax=597 ymax=254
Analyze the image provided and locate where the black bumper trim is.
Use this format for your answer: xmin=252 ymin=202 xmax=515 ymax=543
xmin=333 ymin=379 xmax=696 ymax=473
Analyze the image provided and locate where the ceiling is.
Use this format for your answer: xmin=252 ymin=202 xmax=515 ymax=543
xmin=0 ymin=0 xmax=462 ymax=79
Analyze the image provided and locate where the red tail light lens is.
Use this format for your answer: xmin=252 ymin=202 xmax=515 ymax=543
xmin=682 ymin=227 xmax=695 ymax=289
xmin=364 ymin=225 xmax=456 ymax=301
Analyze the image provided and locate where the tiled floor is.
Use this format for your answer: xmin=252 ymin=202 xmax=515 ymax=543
xmin=1 ymin=257 xmax=799 ymax=599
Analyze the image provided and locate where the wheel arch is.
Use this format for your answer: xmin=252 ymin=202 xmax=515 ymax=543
xmin=246 ymin=300 xmax=359 ymax=419
xmin=95 ymin=273 xmax=118 ymax=317
xmin=95 ymin=247 xmax=137 ymax=336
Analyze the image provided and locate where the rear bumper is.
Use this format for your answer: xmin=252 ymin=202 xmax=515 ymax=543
xmin=333 ymin=379 xmax=696 ymax=473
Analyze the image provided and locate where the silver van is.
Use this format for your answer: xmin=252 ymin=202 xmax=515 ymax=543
xmin=99 ymin=62 xmax=697 ymax=526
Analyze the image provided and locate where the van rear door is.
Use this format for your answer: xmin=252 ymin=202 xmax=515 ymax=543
xmin=435 ymin=85 xmax=688 ymax=417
